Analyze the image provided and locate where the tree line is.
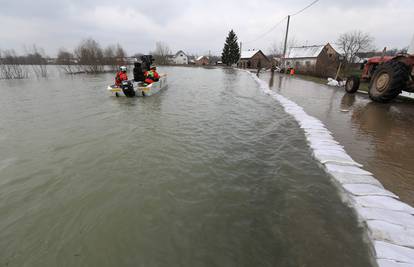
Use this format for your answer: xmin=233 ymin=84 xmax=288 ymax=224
xmin=57 ymin=38 xmax=127 ymax=74
xmin=0 ymin=38 xmax=128 ymax=79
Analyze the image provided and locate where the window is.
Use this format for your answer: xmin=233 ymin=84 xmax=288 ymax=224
xmin=295 ymin=61 xmax=301 ymax=67
xmin=305 ymin=61 xmax=311 ymax=67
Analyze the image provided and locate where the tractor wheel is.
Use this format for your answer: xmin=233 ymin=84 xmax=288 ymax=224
xmin=368 ymin=61 xmax=409 ymax=102
xmin=345 ymin=75 xmax=360 ymax=93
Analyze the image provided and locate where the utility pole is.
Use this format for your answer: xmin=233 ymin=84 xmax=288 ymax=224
xmin=239 ymin=42 xmax=243 ymax=58
xmin=282 ymin=15 xmax=291 ymax=68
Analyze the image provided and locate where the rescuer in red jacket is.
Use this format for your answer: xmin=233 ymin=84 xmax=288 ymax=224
xmin=115 ymin=66 xmax=128 ymax=86
xmin=144 ymin=66 xmax=160 ymax=85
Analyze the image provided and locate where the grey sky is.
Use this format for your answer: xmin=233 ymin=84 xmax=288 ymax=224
xmin=0 ymin=0 xmax=413 ymax=56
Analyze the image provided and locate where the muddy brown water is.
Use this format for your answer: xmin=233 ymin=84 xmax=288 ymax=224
xmin=0 ymin=67 xmax=374 ymax=266
xmin=262 ymin=71 xmax=414 ymax=207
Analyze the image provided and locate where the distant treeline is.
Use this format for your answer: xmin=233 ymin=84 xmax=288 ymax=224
xmin=0 ymin=38 xmax=128 ymax=79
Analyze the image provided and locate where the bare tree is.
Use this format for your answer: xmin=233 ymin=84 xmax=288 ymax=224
xmin=0 ymin=49 xmax=28 ymax=79
xmin=152 ymin=41 xmax=171 ymax=65
xmin=74 ymin=38 xmax=104 ymax=73
xmin=336 ymin=30 xmax=374 ymax=64
xmin=103 ymin=43 xmax=127 ymax=71
xmin=115 ymin=44 xmax=127 ymax=66
xmin=57 ymin=48 xmax=78 ymax=74
xmin=268 ymin=42 xmax=283 ymax=57
xmin=25 ymin=45 xmax=48 ymax=78
xmin=104 ymin=45 xmax=116 ymax=71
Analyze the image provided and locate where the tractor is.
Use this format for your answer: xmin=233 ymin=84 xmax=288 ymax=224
xmin=345 ymin=38 xmax=414 ymax=102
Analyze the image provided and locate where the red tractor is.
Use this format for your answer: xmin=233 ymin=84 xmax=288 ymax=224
xmin=345 ymin=54 xmax=414 ymax=102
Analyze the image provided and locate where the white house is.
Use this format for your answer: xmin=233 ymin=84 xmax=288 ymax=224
xmin=284 ymin=43 xmax=340 ymax=77
xmin=172 ymin=50 xmax=188 ymax=65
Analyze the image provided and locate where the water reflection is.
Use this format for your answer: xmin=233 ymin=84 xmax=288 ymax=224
xmin=269 ymin=72 xmax=275 ymax=88
xmin=0 ymin=67 xmax=374 ymax=267
xmin=340 ymin=93 xmax=356 ymax=111
xmin=261 ymin=71 xmax=414 ymax=206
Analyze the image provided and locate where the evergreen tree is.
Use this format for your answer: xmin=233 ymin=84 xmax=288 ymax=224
xmin=221 ymin=30 xmax=240 ymax=66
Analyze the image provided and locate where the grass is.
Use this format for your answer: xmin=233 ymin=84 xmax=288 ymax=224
xmin=293 ymin=69 xmax=370 ymax=93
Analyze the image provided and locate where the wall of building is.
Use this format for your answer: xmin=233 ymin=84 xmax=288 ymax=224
xmin=238 ymin=52 xmax=270 ymax=69
xmin=195 ymin=57 xmax=209 ymax=66
xmin=173 ymin=52 xmax=188 ymax=64
xmin=315 ymin=45 xmax=340 ymax=78
xmin=285 ymin=58 xmax=317 ymax=74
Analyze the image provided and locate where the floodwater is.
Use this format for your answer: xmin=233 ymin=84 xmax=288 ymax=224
xmin=0 ymin=67 xmax=373 ymax=267
xmin=262 ymin=71 xmax=414 ymax=207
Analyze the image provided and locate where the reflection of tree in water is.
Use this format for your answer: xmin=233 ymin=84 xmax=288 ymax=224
xmin=340 ymin=93 xmax=356 ymax=111
xmin=351 ymin=101 xmax=414 ymax=205
xmin=269 ymin=72 xmax=274 ymax=88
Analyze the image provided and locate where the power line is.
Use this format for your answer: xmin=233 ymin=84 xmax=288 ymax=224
xmin=291 ymin=0 xmax=320 ymax=17
xmin=243 ymin=0 xmax=320 ymax=45
xmin=244 ymin=16 xmax=288 ymax=44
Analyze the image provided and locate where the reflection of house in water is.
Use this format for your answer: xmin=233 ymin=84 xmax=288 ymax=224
xmin=238 ymin=50 xmax=270 ymax=69
xmin=284 ymin=43 xmax=340 ymax=77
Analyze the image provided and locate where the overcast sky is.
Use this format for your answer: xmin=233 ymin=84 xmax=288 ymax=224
xmin=0 ymin=0 xmax=413 ymax=56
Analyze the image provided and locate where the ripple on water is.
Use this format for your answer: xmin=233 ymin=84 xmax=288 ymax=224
xmin=0 ymin=67 xmax=374 ymax=267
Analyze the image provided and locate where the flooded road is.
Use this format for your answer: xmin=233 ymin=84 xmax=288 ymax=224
xmin=262 ymin=72 xmax=414 ymax=206
xmin=0 ymin=67 xmax=373 ymax=266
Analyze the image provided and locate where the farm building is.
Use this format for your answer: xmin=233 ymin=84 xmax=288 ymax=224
xmin=284 ymin=43 xmax=340 ymax=77
xmin=171 ymin=50 xmax=188 ymax=65
xmin=238 ymin=50 xmax=271 ymax=69
xmin=195 ymin=56 xmax=209 ymax=65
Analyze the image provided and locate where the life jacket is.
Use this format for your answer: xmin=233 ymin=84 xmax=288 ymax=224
xmin=144 ymin=70 xmax=160 ymax=84
xmin=115 ymin=71 xmax=128 ymax=86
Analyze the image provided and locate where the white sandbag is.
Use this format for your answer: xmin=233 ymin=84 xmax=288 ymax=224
xmin=325 ymin=163 xmax=373 ymax=175
xmin=314 ymin=149 xmax=357 ymax=160
xmin=357 ymin=207 xmax=414 ymax=229
xmin=328 ymin=172 xmax=384 ymax=187
xmin=377 ymin=259 xmax=414 ymax=267
xmin=310 ymin=144 xmax=346 ymax=152
xmin=356 ymin=196 xmax=414 ymax=214
xmin=314 ymin=155 xmax=362 ymax=166
xmin=375 ymin=241 xmax=414 ymax=264
xmin=327 ymin=79 xmax=340 ymax=87
xmin=344 ymin=184 xmax=398 ymax=198
xmin=368 ymin=220 xmax=414 ymax=248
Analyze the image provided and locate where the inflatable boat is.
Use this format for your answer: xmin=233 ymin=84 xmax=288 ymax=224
xmin=107 ymin=74 xmax=167 ymax=97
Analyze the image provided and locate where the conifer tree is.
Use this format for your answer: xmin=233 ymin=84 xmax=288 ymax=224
xmin=221 ymin=30 xmax=240 ymax=66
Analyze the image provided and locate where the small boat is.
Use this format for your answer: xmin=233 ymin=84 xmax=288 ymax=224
xmin=107 ymin=74 xmax=168 ymax=97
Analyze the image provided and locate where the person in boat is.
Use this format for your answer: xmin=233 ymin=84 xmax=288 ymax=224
xmin=144 ymin=66 xmax=160 ymax=85
xmin=115 ymin=66 xmax=128 ymax=86
xmin=133 ymin=62 xmax=145 ymax=82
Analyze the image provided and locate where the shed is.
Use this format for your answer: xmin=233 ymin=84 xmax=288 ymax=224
xmin=195 ymin=56 xmax=209 ymax=66
xmin=284 ymin=43 xmax=340 ymax=77
xmin=238 ymin=50 xmax=270 ymax=69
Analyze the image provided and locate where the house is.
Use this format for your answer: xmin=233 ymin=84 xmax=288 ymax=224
xmin=238 ymin=50 xmax=271 ymax=69
xmin=195 ymin=56 xmax=209 ymax=66
xmin=172 ymin=50 xmax=188 ymax=65
xmin=284 ymin=43 xmax=340 ymax=77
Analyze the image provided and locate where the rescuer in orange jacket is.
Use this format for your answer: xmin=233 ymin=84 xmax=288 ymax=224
xmin=144 ymin=66 xmax=160 ymax=84
xmin=115 ymin=66 xmax=128 ymax=86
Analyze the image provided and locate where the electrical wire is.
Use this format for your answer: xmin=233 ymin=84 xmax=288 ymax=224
xmin=243 ymin=0 xmax=320 ymax=44
xmin=244 ymin=16 xmax=288 ymax=44
xmin=291 ymin=0 xmax=320 ymax=17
